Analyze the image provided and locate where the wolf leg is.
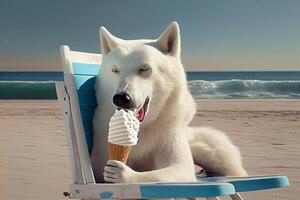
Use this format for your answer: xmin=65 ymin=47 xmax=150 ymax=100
xmin=104 ymin=160 xmax=196 ymax=183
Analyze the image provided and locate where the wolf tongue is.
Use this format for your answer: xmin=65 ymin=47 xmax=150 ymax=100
xmin=136 ymin=107 xmax=145 ymax=121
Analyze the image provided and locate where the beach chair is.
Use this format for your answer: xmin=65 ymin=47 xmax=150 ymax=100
xmin=55 ymin=45 xmax=289 ymax=199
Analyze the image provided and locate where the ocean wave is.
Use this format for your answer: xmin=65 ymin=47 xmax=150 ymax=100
xmin=0 ymin=80 xmax=55 ymax=83
xmin=1 ymin=80 xmax=299 ymax=99
xmin=188 ymin=79 xmax=300 ymax=99
xmin=0 ymin=81 xmax=57 ymax=99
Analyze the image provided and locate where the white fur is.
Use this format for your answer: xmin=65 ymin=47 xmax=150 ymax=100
xmin=92 ymin=22 xmax=247 ymax=185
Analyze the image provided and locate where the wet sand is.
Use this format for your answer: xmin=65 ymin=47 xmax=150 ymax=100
xmin=0 ymin=100 xmax=299 ymax=199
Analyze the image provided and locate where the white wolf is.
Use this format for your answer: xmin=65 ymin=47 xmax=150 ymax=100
xmin=92 ymin=22 xmax=247 ymax=194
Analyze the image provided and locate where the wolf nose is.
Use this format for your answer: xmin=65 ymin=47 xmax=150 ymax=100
xmin=113 ymin=92 xmax=134 ymax=109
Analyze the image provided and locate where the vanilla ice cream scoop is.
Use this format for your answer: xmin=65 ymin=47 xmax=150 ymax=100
xmin=108 ymin=109 xmax=140 ymax=145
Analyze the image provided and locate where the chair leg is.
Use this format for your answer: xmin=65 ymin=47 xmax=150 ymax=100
xmin=187 ymin=198 xmax=219 ymax=200
xmin=230 ymin=193 xmax=243 ymax=200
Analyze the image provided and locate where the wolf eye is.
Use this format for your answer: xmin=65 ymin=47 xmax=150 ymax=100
xmin=112 ymin=68 xmax=119 ymax=73
xmin=139 ymin=65 xmax=150 ymax=72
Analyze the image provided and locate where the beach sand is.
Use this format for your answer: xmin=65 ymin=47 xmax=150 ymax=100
xmin=0 ymin=99 xmax=299 ymax=200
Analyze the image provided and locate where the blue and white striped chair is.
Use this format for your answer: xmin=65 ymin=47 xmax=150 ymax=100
xmin=55 ymin=45 xmax=289 ymax=199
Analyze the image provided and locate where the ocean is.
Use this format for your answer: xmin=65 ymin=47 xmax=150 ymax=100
xmin=187 ymin=71 xmax=300 ymax=99
xmin=0 ymin=71 xmax=300 ymax=99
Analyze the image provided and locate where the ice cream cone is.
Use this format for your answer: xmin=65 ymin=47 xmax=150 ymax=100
xmin=108 ymin=142 xmax=132 ymax=163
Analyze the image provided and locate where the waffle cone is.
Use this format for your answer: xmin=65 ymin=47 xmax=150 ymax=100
xmin=108 ymin=142 xmax=132 ymax=163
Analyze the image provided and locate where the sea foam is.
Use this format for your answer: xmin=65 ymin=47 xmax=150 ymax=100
xmin=188 ymin=79 xmax=300 ymax=99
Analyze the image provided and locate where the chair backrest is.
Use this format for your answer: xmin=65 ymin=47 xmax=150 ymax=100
xmin=62 ymin=46 xmax=101 ymax=153
xmin=60 ymin=45 xmax=101 ymax=184
xmin=72 ymin=63 xmax=99 ymax=153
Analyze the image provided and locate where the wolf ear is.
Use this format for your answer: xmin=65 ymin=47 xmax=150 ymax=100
xmin=99 ymin=27 xmax=120 ymax=56
xmin=156 ymin=22 xmax=181 ymax=58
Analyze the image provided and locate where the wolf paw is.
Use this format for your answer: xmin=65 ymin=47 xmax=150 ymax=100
xmin=103 ymin=160 xmax=136 ymax=183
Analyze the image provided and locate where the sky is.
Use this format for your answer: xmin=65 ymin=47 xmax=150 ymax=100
xmin=0 ymin=0 xmax=300 ymax=71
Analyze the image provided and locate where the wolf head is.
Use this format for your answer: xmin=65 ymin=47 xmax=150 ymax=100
xmin=98 ymin=22 xmax=188 ymax=125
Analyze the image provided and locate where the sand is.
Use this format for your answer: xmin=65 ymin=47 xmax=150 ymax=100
xmin=0 ymin=99 xmax=299 ymax=200
xmin=191 ymin=100 xmax=300 ymax=200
